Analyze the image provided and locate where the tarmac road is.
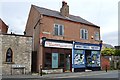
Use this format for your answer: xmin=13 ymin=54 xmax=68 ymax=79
xmin=2 ymin=70 xmax=120 ymax=80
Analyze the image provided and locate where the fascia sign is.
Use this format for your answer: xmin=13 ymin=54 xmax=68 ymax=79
xmin=45 ymin=41 xmax=73 ymax=49
xmin=75 ymin=44 xmax=100 ymax=50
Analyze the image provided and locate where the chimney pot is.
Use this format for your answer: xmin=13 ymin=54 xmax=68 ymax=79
xmin=60 ymin=1 xmax=69 ymax=17
xmin=62 ymin=1 xmax=67 ymax=6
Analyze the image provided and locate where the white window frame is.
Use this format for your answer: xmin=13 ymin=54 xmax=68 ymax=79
xmin=54 ymin=24 xmax=64 ymax=36
xmin=95 ymin=32 xmax=100 ymax=40
xmin=80 ymin=29 xmax=88 ymax=40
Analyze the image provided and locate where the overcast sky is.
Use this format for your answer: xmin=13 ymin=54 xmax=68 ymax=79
xmin=0 ymin=0 xmax=119 ymax=46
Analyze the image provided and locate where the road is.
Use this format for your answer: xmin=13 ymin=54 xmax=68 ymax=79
xmin=2 ymin=70 xmax=120 ymax=80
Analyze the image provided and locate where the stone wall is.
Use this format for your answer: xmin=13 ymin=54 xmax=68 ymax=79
xmin=0 ymin=35 xmax=2 ymax=79
xmin=1 ymin=34 xmax=32 ymax=75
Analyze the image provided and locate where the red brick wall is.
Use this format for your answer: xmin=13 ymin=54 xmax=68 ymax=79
xmin=101 ymin=56 xmax=110 ymax=70
xmin=0 ymin=19 xmax=8 ymax=33
xmin=40 ymin=16 xmax=100 ymax=44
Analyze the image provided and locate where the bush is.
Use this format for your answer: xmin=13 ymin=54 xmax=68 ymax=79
xmin=101 ymin=48 xmax=115 ymax=56
xmin=114 ymin=50 xmax=120 ymax=56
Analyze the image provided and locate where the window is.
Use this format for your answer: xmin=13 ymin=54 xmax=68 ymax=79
xmin=80 ymin=29 xmax=88 ymax=39
xmin=44 ymin=53 xmax=52 ymax=68
xmin=44 ymin=53 xmax=65 ymax=69
xmin=6 ymin=48 xmax=13 ymax=62
xmin=52 ymin=53 xmax=58 ymax=68
xmin=74 ymin=50 xmax=85 ymax=65
xmin=95 ymin=32 xmax=100 ymax=40
xmin=54 ymin=24 xmax=64 ymax=36
xmin=59 ymin=53 xmax=64 ymax=68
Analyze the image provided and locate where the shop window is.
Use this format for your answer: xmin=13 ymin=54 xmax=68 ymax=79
xmin=74 ymin=50 xmax=85 ymax=65
xmin=54 ymin=24 xmax=64 ymax=36
xmin=52 ymin=53 xmax=58 ymax=68
xmin=91 ymin=51 xmax=100 ymax=66
xmin=44 ymin=53 xmax=52 ymax=68
xmin=59 ymin=53 xmax=64 ymax=68
xmin=95 ymin=32 xmax=100 ymax=40
xmin=6 ymin=48 xmax=13 ymax=63
xmin=80 ymin=29 xmax=88 ymax=40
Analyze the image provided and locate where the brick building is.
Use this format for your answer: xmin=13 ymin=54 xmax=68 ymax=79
xmin=25 ymin=1 xmax=102 ymax=73
xmin=0 ymin=18 xmax=8 ymax=34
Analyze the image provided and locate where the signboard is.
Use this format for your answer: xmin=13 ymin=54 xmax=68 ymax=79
xmin=52 ymin=53 xmax=58 ymax=68
xmin=45 ymin=41 xmax=72 ymax=49
xmin=75 ymin=44 xmax=100 ymax=50
xmin=12 ymin=64 xmax=25 ymax=69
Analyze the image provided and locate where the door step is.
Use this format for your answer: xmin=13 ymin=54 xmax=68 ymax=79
xmin=85 ymin=69 xmax=92 ymax=72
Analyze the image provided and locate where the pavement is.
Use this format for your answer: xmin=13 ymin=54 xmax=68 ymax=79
xmin=1 ymin=70 xmax=120 ymax=80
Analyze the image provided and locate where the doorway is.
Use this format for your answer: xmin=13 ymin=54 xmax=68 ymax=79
xmin=85 ymin=50 xmax=91 ymax=69
xmin=65 ymin=54 xmax=71 ymax=72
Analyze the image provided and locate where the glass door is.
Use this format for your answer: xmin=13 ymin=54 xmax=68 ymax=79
xmin=65 ymin=54 xmax=70 ymax=72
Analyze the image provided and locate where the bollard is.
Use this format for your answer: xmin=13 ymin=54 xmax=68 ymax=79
xmin=105 ymin=65 xmax=107 ymax=72
xmin=40 ymin=65 xmax=42 ymax=76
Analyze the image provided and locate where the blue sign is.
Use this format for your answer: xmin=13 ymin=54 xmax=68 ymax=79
xmin=52 ymin=53 xmax=58 ymax=68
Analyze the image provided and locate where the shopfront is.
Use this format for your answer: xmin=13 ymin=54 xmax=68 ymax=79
xmin=43 ymin=39 xmax=73 ymax=72
xmin=72 ymin=42 xmax=102 ymax=72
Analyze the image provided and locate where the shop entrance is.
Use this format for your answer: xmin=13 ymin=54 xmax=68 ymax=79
xmin=85 ymin=50 xmax=91 ymax=69
xmin=65 ymin=54 xmax=71 ymax=72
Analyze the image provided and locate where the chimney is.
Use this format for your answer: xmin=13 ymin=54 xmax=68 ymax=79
xmin=60 ymin=1 xmax=69 ymax=17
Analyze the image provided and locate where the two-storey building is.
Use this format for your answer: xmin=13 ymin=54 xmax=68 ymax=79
xmin=25 ymin=1 xmax=102 ymax=73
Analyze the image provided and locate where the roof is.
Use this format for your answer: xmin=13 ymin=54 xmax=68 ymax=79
xmin=103 ymin=43 xmax=114 ymax=49
xmin=32 ymin=5 xmax=100 ymax=28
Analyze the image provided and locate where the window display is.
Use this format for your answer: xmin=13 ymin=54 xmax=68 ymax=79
xmin=91 ymin=51 xmax=100 ymax=67
xmin=74 ymin=50 xmax=85 ymax=65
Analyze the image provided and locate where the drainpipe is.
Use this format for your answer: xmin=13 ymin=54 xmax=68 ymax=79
xmin=72 ymin=41 xmax=75 ymax=72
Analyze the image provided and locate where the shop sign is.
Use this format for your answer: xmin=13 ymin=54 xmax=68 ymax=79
xmin=45 ymin=41 xmax=72 ymax=49
xmin=75 ymin=44 xmax=100 ymax=50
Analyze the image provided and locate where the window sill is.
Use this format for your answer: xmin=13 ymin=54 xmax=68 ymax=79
xmin=53 ymin=35 xmax=64 ymax=37
xmin=80 ymin=38 xmax=88 ymax=40
xmin=3 ymin=62 xmax=15 ymax=64
xmin=95 ymin=40 xmax=100 ymax=42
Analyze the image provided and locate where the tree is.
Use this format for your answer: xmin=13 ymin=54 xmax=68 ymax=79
xmin=101 ymin=48 xmax=115 ymax=56
xmin=114 ymin=50 xmax=120 ymax=56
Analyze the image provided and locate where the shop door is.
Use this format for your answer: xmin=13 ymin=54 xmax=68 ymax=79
xmin=65 ymin=54 xmax=71 ymax=72
xmin=85 ymin=50 xmax=92 ymax=68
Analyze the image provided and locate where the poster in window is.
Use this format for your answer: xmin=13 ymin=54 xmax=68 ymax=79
xmin=91 ymin=51 xmax=100 ymax=66
xmin=52 ymin=53 xmax=58 ymax=68
xmin=74 ymin=50 xmax=85 ymax=65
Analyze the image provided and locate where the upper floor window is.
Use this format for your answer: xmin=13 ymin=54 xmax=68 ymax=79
xmin=6 ymin=48 xmax=13 ymax=63
xmin=95 ymin=32 xmax=100 ymax=40
xmin=80 ymin=29 xmax=88 ymax=40
xmin=54 ymin=24 xmax=64 ymax=36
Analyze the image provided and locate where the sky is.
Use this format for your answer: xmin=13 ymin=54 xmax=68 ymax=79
xmin=0 ymin=0 xmax=119 ymax=46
